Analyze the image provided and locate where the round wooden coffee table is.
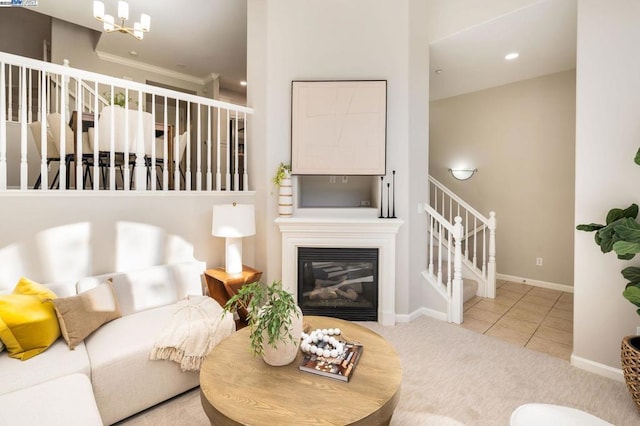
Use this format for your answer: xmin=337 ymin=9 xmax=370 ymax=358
xmin=200 ymin=316 xmax=402 ymax=425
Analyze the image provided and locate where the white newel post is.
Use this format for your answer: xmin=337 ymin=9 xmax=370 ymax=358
xmin=487 ymin=211 xmax=497 ymax=299
xmin=278 ymin=172 xmax=293 ymax=217
xmin=451 ymin=216 xmax=464 ymax=324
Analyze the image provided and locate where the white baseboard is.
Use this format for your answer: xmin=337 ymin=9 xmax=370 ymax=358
xmin=497 ymin=273 xmax=573 ymax=293
xmin=396 ymin=307 xmax=448 ymax=323
xmin=571 ymin=354 xmax=624 ymax=382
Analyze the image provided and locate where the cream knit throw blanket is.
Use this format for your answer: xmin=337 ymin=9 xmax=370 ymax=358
xmin=150 ymin=295 xmax=235 ymax=371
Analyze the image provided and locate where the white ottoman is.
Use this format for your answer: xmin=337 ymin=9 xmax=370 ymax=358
xmin=0 ymin=373 xmax=102 ymax=426
xmin=510 ymin=403 xmax=612 ymax=426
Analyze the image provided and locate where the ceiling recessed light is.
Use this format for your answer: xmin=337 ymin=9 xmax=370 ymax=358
xmin=240 ymin=81 xmax=247 ymax=86
xmin=505 ymin=52 xmax=519 ymax=61
xmin=435 ymin=69 xmax=443 ymax=74
xmin=129 ymin=50 xmax=138 ymax=57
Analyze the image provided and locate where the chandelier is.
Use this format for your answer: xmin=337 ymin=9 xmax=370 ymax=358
xmin=93 ymin=1 xmax=150 ymax=40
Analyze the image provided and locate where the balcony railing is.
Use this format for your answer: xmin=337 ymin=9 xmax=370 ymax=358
xmin=0 ymin=51 xmax=254 ymax=192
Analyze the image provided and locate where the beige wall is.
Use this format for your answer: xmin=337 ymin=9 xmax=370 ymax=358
xmin=430 ymin=70 xmax=576 ymax=287
xmin=574 ymin=0 xmax=640 ymax=374
xmin=0 ymin=8 xmax=50 ymax=60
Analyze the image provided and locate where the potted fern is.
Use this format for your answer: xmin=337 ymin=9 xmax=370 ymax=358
xmin=223 ymin=280 xmax=302 ymax=366
xmin=576 ymin=147 xmax=640 ymax=409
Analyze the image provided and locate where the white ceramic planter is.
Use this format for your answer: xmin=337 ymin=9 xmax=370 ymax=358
xmin=261 ymin=306 xmax=303 ymax=366
xmin=278 ymin=177 xmax=293 ymax=217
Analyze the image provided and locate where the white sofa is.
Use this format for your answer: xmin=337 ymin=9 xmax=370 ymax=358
xmin=0 ymin=260 xmax=233 ymax=425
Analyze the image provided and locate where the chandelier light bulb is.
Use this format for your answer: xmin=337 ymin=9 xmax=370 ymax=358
xmin=134 ymin=22 xmax=143 ymax=40
xmin=93 ymin=0 xmax=104 ymax=19
xmin=93 ymin=1 xmax=150 ymax=40
xmin=103 ymin=14 xmax=115 ymax=32
xmin=117 ymin=1 xmax=129 ymax=20
xmin=140 ymin=13 xmax=151 ymax=31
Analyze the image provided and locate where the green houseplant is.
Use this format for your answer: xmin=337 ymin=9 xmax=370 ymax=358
xmin=576 ymin=147 xmax=640 ymax=409
xmin=576 ymin=148 xmax=640 ymax=314
xmin=223 ymin=280 xmax=302 ymax=366
xmin=103 ymin=91 xmax=136 ymax=108
xmin=272 ymin=162 xmax=291 ymax=189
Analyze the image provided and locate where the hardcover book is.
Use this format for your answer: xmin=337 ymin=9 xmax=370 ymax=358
xmin=298 ymin=342 xmax=363 ymax=382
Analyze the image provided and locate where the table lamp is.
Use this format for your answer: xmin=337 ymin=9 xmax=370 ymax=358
xmin=212 ymin=203 xmax=256 ymax=274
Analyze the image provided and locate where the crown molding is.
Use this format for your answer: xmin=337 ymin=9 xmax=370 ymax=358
xmin=95 ymin=50 xmax=205 ymax=85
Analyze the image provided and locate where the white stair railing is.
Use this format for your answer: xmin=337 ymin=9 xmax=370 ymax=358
xmin=422 ymin=206 xmax=465 ymax=323
xmin=1 ymin=51 xmax=253 ymax=192
xmin=428 ymin=175 xmax=496 ymax=298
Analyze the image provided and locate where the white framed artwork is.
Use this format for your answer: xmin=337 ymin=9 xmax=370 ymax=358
xmin=291 ymin=80 xmax=387 ymax=175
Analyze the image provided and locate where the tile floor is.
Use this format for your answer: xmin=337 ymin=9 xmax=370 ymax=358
xmin=460 ymin=280 xmax=573 ymax=360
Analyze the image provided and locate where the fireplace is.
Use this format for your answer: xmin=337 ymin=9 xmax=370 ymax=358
xmin=297 ymin=247 xmax=378 ymax=321
xmin=276 ymin=213 xmax=402 ymax=326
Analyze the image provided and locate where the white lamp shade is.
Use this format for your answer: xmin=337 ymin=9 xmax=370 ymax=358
xmin=93 ymin=0 xmax=105 ymax=19
xmin=140 ymin=13 xmax=151 ymax=31
xmin=103 ymin=14 xmax=115 ymax=31
xmin=449 ymin=168 xmax=477 ymax=181
xmin=117 ymin=0 xmax=129 ymax=20
xmin=212 ymin=204 xmax=256 ymax=238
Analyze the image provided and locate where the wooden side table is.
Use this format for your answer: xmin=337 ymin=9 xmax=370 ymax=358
xmin=204 ymin=265 xmax=262 ymax=328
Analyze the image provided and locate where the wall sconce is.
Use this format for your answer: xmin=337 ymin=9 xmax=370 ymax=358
xmin=212 ymin=203 xmax=256 ymax=274
xmin=448 ymin=168 xmax=477 ymax=181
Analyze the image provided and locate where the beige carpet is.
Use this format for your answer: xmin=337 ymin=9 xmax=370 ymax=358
xmin=118 ymin=315 xmax=639 ymax=425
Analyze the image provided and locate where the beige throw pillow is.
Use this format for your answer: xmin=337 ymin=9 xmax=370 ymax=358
xmin=52 ymin=280 xmax=122 ymax=349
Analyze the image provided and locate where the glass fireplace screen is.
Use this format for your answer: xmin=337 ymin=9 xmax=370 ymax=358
xmin=297 ymin=247 xmax=378 ymax=321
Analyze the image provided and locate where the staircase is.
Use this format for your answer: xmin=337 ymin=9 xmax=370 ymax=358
xmin=423 ymin=176 xmax=496 ymax=324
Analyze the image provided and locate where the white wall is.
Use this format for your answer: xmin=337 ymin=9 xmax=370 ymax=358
xmin=574 ymin=0 xmax=640 ymax=372
xmin=247 ymin=0 xmax=430 ymax=316
xmin=425 ymin=0 xmax=541 ymax=42
xmin=0 ymin=193 xmax=255 ymax=287
xmin=430 ymin=70 xmax=576 ymax=287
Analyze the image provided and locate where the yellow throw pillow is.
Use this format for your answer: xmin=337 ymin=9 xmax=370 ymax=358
xmin=52 ymin=280 xmax=122 ymax=349
xmin=12 ymin=276 xmax=57 ymax=300
xmin=0 ymin=277 xmax=60 ymax=360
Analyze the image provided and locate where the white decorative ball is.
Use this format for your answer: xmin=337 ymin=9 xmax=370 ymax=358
xmin=322 ymin=335 xmax=330 ymax=343
xmin=322 ymin=349 xmax=331 ymax=358
xmin=334 ymin=328 xmax=341 ymax=335
xmin=330 ymin=349 xmax=339 ymax=358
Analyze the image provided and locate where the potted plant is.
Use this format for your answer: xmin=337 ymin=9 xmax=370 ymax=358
xmin=272 ymin=162 xmax=291 ymax=189
xmin=576 ymin=147 xmax=640 ymax=409
xmin=103 ymin=91 xmax=136 ymax=108
xmin=273 ymin=162 xmax=293 ymax=216
xmin=223 ymin=280 xmax=302 ymax=366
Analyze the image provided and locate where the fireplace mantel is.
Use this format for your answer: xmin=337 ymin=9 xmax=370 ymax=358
xmin=276 ymin=215 xmax=403 ymax=326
